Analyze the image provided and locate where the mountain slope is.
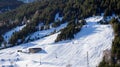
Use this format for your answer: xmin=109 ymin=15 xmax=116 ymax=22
xmin=0 ymin=16 xmax=114 ymax=67
xmin=0 ymin=0 xmax=23 ymax=13
xmin=3 ymin=25 xmax=26 ymax=43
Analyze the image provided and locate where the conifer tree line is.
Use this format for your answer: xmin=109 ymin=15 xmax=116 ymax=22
xmin=0 ymin=0 xmax=119 ymax=46
xmin=0 ymin=0 xmax=23 ymax=16
xmin=55 ymin=19 xmax=86 ymax=42
xmin=98 ymin=18 xmax=120 ymax=67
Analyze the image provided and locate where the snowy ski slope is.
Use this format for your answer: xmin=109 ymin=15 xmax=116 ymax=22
xmin=0 ymin=16 xmax=114 ymax=67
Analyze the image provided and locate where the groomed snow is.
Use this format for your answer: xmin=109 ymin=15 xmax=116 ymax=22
xmin=0 ymin=16 xmax=114 ymax=67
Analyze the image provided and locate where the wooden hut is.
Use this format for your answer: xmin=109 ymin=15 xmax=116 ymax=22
xmin=29 ymin=48 xmax=42 ymax=53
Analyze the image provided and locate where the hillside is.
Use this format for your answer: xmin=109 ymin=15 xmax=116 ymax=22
xmin=0 ymin=16 xmax=114 ymax=67
xmin=0 ymin=0 xmax=23 ymax=13
xmin=0 ymin=0 xmax=120 ymax=67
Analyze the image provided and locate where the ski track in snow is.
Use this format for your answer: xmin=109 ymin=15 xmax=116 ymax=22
xmin=0 ymin=16 xmax=114 ymax=67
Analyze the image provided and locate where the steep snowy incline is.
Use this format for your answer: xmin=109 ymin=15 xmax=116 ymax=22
xmin=0 ymin=16 xmax=114 ymax=67
xmin=28 ymin=23 xmax=67 ymax=40
xmin=3 ymin=25 xmax=26 ymax=42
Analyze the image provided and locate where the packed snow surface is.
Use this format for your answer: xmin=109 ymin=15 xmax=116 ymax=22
xmin=0 ymin=16 xmax=114 ymax=67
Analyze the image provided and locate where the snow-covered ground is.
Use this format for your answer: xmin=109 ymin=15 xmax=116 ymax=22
xmin=0 ymin=16 xmax=114 ymax=67
xmin=54 ymin=13 xmax=63 ymax=22
xmin=28 ymin=23 xmax=67 ymax=40
xmin=3 ymin=25 xmax=26 ymax=43
xmin=25 ymin=13 xmax=65 ymax=41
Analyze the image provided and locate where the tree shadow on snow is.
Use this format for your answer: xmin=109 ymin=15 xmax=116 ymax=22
xmin=39 ymin=49 xmax=47 ymax=54
xmin=74 ymin=24 xmax=99 ymax=39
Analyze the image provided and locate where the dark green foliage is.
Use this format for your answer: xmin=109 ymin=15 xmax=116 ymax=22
xmin=0 ymin=0 xmax=118 ymax=35
xmin=115 ymin=64 xmax=120 ymax=67
xmin=103 ymin=0 xmax=120 ymax=18
xmin=98 ymin=20 xmax=109 ymax=25
xmin=0 ymin=35 xmax=3 ymax=46
xmin=52 ymin=20 xmax=61 ymax=28
xmin=98 ymin=18 xmax=120 ymax=67
xmin=113 ymin=23 xmax=120 ymax=34
xmin=55 ymin=24 xmax=75 ymax=42
xmin=2 ymin=0 xmax=119 ymax=65
xmin=116 ymin=49 xmax=120 ymax=60
xmin=0 ymin=0 xmax=23 ymax=10
xmin=55 ymin=19 xmax=86 ymax=42
xmin=9 ymin=11 xmax=40 ymax=45
xmin=0 ymin=0 xmax=119 ymax=46
xmin=98 ymin=57 xmax=110 ymax=67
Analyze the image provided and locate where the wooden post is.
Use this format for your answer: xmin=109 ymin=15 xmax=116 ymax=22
xmin=26 ymin=64 xmax=28 ymax=67
xmin=40 ymin=55 xmax=41 ymax=65
xmin=87 ymin=51 xmax=89 ymax=67
xmin=55 ymin=52 xmax=58 ymax=59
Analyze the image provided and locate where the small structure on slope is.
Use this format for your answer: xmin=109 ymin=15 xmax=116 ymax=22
xmin=29 ymin=48 xmax=42 ymax=53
